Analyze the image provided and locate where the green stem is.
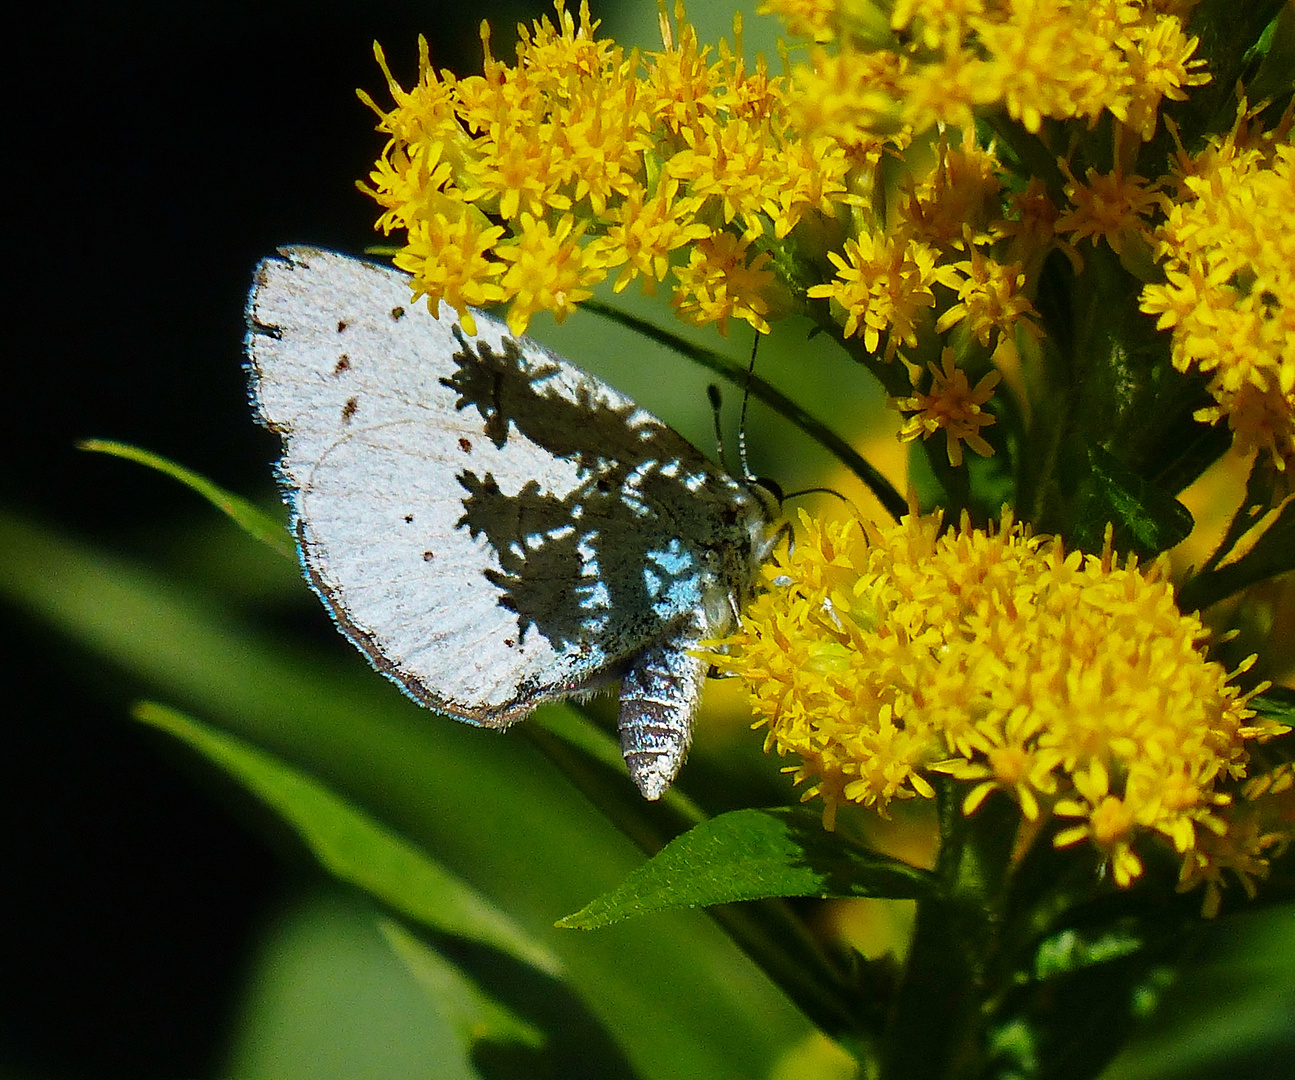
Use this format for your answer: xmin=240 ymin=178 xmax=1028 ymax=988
xmin=582 ymin=300 xmax=908 ymax=522
xmin=878 ymin=785 xmax=1020 ymax=1079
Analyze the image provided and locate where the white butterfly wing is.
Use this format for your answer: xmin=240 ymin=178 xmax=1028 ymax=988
xmin=246 ymin=246 xmax=755 ymax=730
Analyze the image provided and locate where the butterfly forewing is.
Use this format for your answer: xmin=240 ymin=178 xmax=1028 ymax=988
xmin=246 ymin=247 xmax=774 ymax=777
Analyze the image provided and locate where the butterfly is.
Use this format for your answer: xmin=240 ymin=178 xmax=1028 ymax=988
xmin=245 ymin=246 xmax=781 ymax=799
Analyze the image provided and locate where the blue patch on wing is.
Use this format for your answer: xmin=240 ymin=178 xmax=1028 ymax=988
xmin=447 ymin=330 xmax=754 ymax=680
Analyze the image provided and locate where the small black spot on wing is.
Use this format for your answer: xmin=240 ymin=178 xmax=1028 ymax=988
xmin=333 ymin=355 xmax=351 ymax=376
xmin=404 ymin=513 xmax=414 ymax=524
xmin=337 ymin=320 xmax=348 ymax=333
xmin=422 ymin=550 xmax=434 ymax=562
xmin=341 ymin=397 xmax=358 ymax=423
xmin=249 ymin=316 xmax=283 ymax=341
xmin=390 ymin=306 xmax=406 ymax=321
xmin=458 ymin=437 xmax=472 ymax=453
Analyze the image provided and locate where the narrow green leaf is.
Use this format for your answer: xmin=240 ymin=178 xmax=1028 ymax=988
xmin=522 ymin=705 xmax=709 ymax=860
xmin=1252 ymin=687 xmax=1295 ymax=729
xmin=1198 ymin=452 xmax=1279 ymax=577
xmin=1178 ymin=494 xmax=1295 ymax=612
xmin=1243 ymin=3 xmax=1295 ymax=106
xmin=528 ymin=723 xmax=873 ymax=1039
xmin=0 ymin=509 xmax=815 ymax=1077
xmin=78 ymin=438 xmax=294 ymax=558
xmin=134 ymin=700 xmax=562 ymax=977
xmin=1033 ymin=923 xmax=1148 ymax=979
xmin=225 ymin=891 xmax=487 ymax=1080
xmin=1185 ymin=0 xmax=1290 ymax=142
xmin=378 ymin=918 xmax=545 ymax=1050
xmin=559 ymin=806 xmax=935 ymax=929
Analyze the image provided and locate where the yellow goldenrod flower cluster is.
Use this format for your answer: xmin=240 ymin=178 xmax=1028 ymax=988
xmin=720 ymin=508 xmax=1289 ymax=904
xmin=360 ymin=2 xmax=1295 ymax=913
xmin=1140 ymin=112 xmax=1295 ymax=473
xmin=360 ymin=0 xmax=851 ymax=337
xmin=770 ymin=0 xmax=1209 ymax=140
xmin=359 ymin=1 xmax=1244 ymax=472
xmin=770 ymin=0 xmax=1207 ymax=461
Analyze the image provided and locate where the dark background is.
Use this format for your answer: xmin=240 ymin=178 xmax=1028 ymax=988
xmin=4 ymin=4 xmax=545 ymax=1076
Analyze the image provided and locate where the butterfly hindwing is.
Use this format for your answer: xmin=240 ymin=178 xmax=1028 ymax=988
xmin=246 ymin=246 xmax=775 ymax=793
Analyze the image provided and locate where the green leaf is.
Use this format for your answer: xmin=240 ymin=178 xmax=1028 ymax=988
xmin=1103 ymin=904 xmax=1295 ymax=1080
xmin=78 ymin=438 xmax=294 ymax=558
xmin=1177 ymin=491 xmax=1295 ymax=612
xmin=1066 ymin=441 xmax=1194 ymax=558
xmin=1252 ymin=686 xmax=1295 ymax=729
xmin=1198 ymin=452 xmax=1280 ymax=576
xmin=559 ymin=806 xmax=935 ymax=930
xmin=378 ymin=918 xmax=545 ymax=1050
xmin=1242 ymin=3 xmax=1295 ymax=106
xmin=1023 ymin=244 xmax=1222 ymax=550
xmin=985 ymin=908 xmax=1196 ymax=1080
xmin=226 ymin=890 xmax=490 ymax=1080
xmin=134 ymin=700 xmax=562 ymax=977
xmin=1033 ymin=921 xmax=1153 ymax=980
xmin=1182 ymin=0 xmax=1290 ymax=142
xmin=529 ymin=723 xmax=877 ymax=1038
xmin=521 ymin=717 xmax=704 ymax=857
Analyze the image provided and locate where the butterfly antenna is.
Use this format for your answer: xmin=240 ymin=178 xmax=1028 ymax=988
xmin=783 ymin=485 xmax=851 ymax=505
xmin=785 ymin=484 xmax=860 ymax=513
xmin=738 ymin=332 xmax=760 ymax=483
xmin=707 ymin=384 xmax=731 ymax=474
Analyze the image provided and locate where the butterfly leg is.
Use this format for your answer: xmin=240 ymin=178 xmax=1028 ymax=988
xmin=617 ymin=620 xmax=707 ymax=800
